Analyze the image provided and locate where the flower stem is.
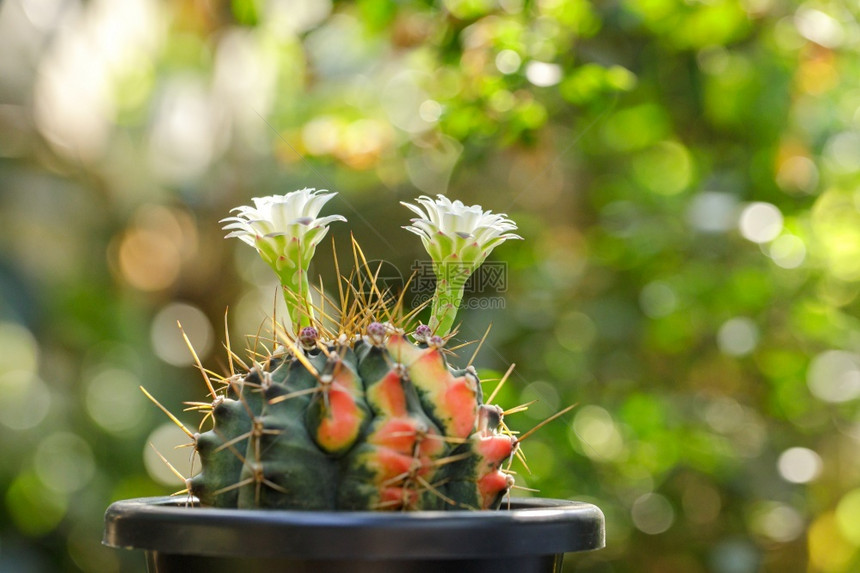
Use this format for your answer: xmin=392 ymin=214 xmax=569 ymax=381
xmin=281 ymin=267 xmax=314 ymax=330
xmin=429 ymin=264 xmax=470 ymax=336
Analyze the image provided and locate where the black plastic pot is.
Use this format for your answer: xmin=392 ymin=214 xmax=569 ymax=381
xmin=104 ymin=496 xmax=604 ymax=573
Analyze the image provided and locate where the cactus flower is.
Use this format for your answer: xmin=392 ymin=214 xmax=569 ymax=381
xmin=222 ymin=189 xmax=346 ymax=329
xmin=402 ymin=195 xmax=521 ymax=336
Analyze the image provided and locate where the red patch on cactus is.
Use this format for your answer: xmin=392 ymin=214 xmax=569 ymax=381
xmin=385 ymin=334 xmax=424 ymax=366
xmin=370 ymin=418 xmax=421 ymax=452
xmin=312 ymin=359 xmax=367 ymax=453
xmin=404 ymin=348 xmax=478 ymax=439
xmin=367 ymin=370 xmax=408 ymax=417
xmin=477 ymin=471 xmax=510 ymax=508
xmin=475 ymin=433 xmax=515 ymax=466
xmin=380 ymin=486 xmax=418 ymax=509
xmin=410 ymin=348 xmax=449 ymax=383
xmin=444 ymin=376 xmax=479 ymax=440
xmin=417 ymin=430 xmax=446 ymax=458
xmin=372 ymin=447 xmax=414 ymax=482
xmin=315 ymin=386 xmax=363 ymax=452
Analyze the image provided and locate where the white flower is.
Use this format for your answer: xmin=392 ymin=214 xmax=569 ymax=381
xmin=401 ymin=195 xmax=521 ymax=266
xmin=401 ymin=195 xmax=521 ymax=336
xmin=221 ymin=188 xmax=346 ymax=273
xmin=222 ymin=189 xmax=346 ymax=329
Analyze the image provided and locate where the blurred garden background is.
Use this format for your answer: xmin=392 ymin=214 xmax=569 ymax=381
xmin=1 ymin=0 xmax=859 ymax=571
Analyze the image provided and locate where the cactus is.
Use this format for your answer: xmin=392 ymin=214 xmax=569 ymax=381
xmin=184 ymin=320 xmax=517 ymax=511
xmin=154 ymin=190 xmax=528 ymax=511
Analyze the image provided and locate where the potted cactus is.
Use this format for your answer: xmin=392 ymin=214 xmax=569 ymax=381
xmin=103 ymin=190 xmax=604 ymax=572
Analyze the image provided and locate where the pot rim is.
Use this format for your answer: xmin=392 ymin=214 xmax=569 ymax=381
xmin=104 ymin=496 xmax=605 ymax=560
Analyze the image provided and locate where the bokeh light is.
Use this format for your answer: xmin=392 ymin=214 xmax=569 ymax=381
xmin=687 ymin=191 xmax=739 ymax=233
xmin=34 ymin=432 xmax=96 ymax=494
xmin=114 ymin=205 xmax=199 ymax=292
xmin=835 ymin=489 xmax=860 ymax=545
xmin=147 ymin=77 xmax=223 ymax=184
xmin=631 ymin=141 xmax=693 ymax=196
xmin=85 ymin=368 xmax=147 ymax=434
xmin=738 ymin=202 xmax=783 ymax=244
xmin=807 ymin=350 xmax=860 ymax=403
xmin=749 ymin=502 xmax=804 ymax=543
xmin=809 ymin=512 xmax=854 ymax=572
xmin=775 ymin=155 xmax=818 ymax=194
xmin=571 ymin=405 xmax=625 ymax=462
xmin=631 ymin=493 xmax=675 ymax=535
xmin=5 ymin=471 xmax=67 ymax=537
xmin=554 ymin=311 xmax=596 ymax=352
xmin=681 ymin=480 xmax=722 ymax=525
xmin=811 ymin=189 xmax=860 ymax=281
xmin=767 ymin=234 xmax=806 ymax=269
xmin=495 ymin=49 xmax=522 ymax=74
xmin=777 ymin=447 xmax=822 ymax=484
xmin=823 ymin=132 xmax=860 ymax=174
xmin=525 ymin=61 xmax=563 ymax=87
xmin=794 ymin=7 xmax=844 ymax=48
xmin=639 ymin=281 xmax=679 ymax=319
xmin=717 ymin=317 xmax=759 ymax=357
xmin=519 ymin=380 xmax=561 ymax=421
xmin=0 ymin=370 xmax=51 ymax=431
xmin=150 ymin=302 xmax=214 ymax=367
xmin=143 ymin=422 xmax=200 ymax=487
xmin=0 ymin=321 xmax=38 ymax=373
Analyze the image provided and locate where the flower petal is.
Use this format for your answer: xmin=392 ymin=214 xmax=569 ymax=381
xmin=401 ymin=195 xmax=520 ymax=266
xmin=223 ymin=190 xmax=346 ymax=269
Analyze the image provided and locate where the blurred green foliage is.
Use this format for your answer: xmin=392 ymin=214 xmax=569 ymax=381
xmin=1 ymin=0 xmax=859 ymax=571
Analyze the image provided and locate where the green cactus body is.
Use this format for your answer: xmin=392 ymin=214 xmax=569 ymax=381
xmin=236 ymin=352 xmax=338 ymax=509
xmin=188 ymin=397 xmax=251 ymax=508
xmin=188 ymin=324 xmax=517 ymax=511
